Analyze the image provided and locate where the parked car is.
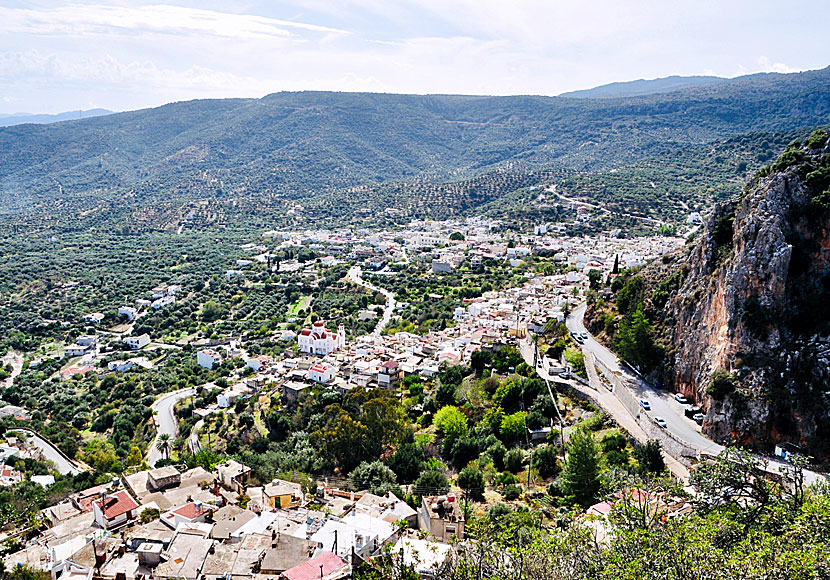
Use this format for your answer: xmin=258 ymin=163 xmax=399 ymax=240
xmin=684 ymin=406 xmax=702 ymax=418
xmin=693 ymin=413 xmax=705 ymax=425
xmin=654 ymin=416 xmax=667 ymax=428
xmin=674 ymin=393 xmax=688 ymax=404
xmin=580 ymin=331 xmax=588 ymax=340
xmin=640 ymin=399 xmax=651 ymax=411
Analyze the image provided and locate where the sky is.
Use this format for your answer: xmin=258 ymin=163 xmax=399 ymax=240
xmin=0 ymin=0 xmax=828 ymax=114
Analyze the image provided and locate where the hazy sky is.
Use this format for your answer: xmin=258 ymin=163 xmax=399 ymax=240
xmin=1 ymin=0 xmax=828 ymax=114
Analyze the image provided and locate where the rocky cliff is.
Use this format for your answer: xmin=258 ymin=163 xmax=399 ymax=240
xmin=638 ymin=131 xmax=830 ymax=458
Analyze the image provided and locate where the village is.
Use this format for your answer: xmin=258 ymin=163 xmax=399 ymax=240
xmin=0 ymin=216 xmax=698 ymax=580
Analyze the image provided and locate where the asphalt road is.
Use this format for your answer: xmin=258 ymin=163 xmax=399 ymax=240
xmin=566 ymin=303 xmax=726 ymax=458
xmin=148 ymin=386 xmax=195 ymax=466
xmin=12 ymin=429 xmax=83 ymax=476
xmin=348 ymin=266 xmax=397 ymax=336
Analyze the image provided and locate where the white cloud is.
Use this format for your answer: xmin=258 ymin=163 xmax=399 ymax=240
xmin=756 ymin=56 xmax=798 ymax=74
xmin=0 ymin=4 xmax=345 ymax=41
xmin=0 ymin=1 xmax=826 ymax=113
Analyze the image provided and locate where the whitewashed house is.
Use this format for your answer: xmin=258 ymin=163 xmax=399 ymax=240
xmin=123 ymin=334 xmax=150 ymax=350
xmin=197 ymin=349 xmax=222 ymax=370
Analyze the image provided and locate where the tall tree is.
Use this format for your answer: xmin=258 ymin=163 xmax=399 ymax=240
xmin=561 ymin=427 xmax=601 ymax=507
xmin=458 ymin=466 xmax=486 ymax=502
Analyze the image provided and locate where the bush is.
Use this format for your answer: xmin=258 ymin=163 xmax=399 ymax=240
xmin=413 ymin=469 xmax=449 ymax=497
xmin=501 ymin=484 xmax=522 ymax=501
xmin=350 ymin=461 xmax=399 ymax=496
xmin=487 ymin=502 xmax=511 ymax=521
xmin=605 ymin=449 xmax=630 ymax=467
xmin=495 ymin=471 xmax=519 ymax=487
xmin=531 ymin=445 xmax=560 ymax=479
xmin=140 ymin=507 xmax=160 ymax=523
xmin=707 ymin=369 xmax=735 ymax=400
xmin=633 ymin=439 xmax=665 ymax=474
xmin=457 ymin=466 xmax=485 ymax=502
xmin=600 ymin=431 xmax=627 ymax=453
xmin=505 ymin=448 xmax=525 ymax=473
xmin=807 ymin=129 xmax=827 ymax=149
xmin=499 ymin=412 xmax=527 ymax=444
xmin=546 ymin=479 xmax=562 ymax=497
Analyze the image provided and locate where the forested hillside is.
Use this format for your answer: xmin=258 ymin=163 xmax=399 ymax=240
xmin=1 ymin=67 xmax=829 ymax=226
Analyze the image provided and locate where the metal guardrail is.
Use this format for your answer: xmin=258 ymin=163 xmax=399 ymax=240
xmin=591 ymin=358 xmax=698 ymax=466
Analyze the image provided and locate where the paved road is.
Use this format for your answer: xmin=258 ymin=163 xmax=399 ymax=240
xmin=566 ymin=303 xmax=725 ymax=458
xmin=148 ymin=386 xmax=195 ymax=467
xmin=517 ymin=336 xmax=691 ymax=482
xmin=562 ymin=304 xmax=827 ymax=486
xmin=188 ymin=418 xmax=204 ymax=454
xmin=11 ymin=429 xmax=83 ymax=476
xmin=545 ymin=184 xmax=666 ymax=226
xmin=348 ymin=266 xmax=397 ymax=336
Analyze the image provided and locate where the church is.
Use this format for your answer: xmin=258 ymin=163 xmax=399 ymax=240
xmin=298 ymin=320 xmax=346 ymax=355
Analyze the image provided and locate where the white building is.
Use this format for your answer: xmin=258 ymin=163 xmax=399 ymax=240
xmin=308 ymin=363 xmax=336 ymax=384
xmin=197 ymin=349 xmax=222 ymax=370
xmin=92 ymin=490 xmax=138 ymax=530
xmin=152 ymin=295 xmax=176 ymax=310
xmin=118 ymin=306 xmax=138 ymax=321
xmin=246 ymin=356 xmax=272 ymax=372
xmin=77 ymin=335 xmax=99 ymax=347
xmin=83 ymin=313 xmax=105 ymax=325
xmin=123 ymin=333 xmax=150 ymax=350
xmin=108 ymin=360 xmax=135 ymax=373
xmin=298 ymin=321 xmax=345 ymax=356
xmin=152 ymin=284 xmax=181 ymax=299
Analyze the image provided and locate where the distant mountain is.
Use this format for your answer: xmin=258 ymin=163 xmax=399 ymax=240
xmin=0 ymin=109 xmax=113 ymax=127
xmin=0 ymin=67 xmax=829 ymax=225
xmin=559 ymin=75 xmax=728 ymax=99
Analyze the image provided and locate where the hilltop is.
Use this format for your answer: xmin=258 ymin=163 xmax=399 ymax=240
xmin=558 ymin=74 xmax=727 ymax=98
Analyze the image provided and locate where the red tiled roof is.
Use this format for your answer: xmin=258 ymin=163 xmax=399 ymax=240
xmin=588 ymin=500 xmax=613 ymax=516
xmin=283 ymin=552 xmax=346 ymax=580
xmin=61 ymin=365 xmax=95 ymax=377
xmin=300 ymin=329 xmax=312 ymax=336
xmin=172 ymin=502 xmax=213 ymax=520
xmin=94 ymin=490 xmax=138 ymax=520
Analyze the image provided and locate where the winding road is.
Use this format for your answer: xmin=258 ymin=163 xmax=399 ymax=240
xmin=348 ymin=266 xmax=397 ymax=336
xmin=10 ymin=429 xmax=84 ymax=476
xmin=148 ymin=386 xmax=195 ymax=467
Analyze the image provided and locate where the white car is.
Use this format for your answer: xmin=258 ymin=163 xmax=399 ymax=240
xmin=674 ymin=393 xmax=688 ymax=404
xmin=653 ymin=416 xmax=667 ymax=429
xmin=640 ymin=400 xmax=651 ymax=411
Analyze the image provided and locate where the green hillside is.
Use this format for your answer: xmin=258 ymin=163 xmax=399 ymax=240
xmin=1 ymin=67 xmax=829 ymax=227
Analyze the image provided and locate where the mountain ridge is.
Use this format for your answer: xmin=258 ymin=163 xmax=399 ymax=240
xmin=0 ymin=108 xmax=113 ymax=127
xmin=1 ymin=66 xmax=829 ymax=222
xmin=559 ymin=74 xmax=728 ymax=98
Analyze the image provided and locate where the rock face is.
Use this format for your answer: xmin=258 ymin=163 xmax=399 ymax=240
xmin=650 ymin=135 xmax=830 ymax=458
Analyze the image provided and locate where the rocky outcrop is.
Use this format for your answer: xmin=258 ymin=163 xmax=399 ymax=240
xmin=647 ymin=133 xmax=830 ymax=458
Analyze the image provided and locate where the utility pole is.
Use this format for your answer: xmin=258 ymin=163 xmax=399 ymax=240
xmin=543 ymin=377 xmax=566 ymax=456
